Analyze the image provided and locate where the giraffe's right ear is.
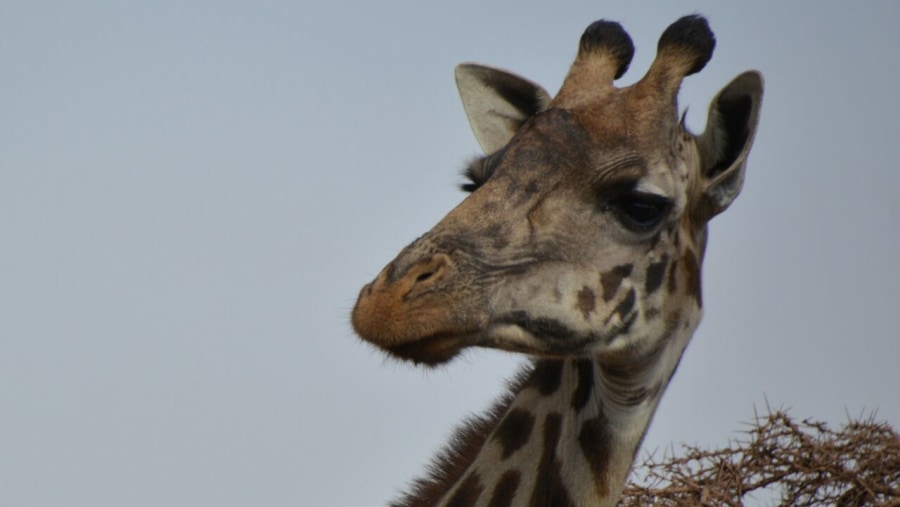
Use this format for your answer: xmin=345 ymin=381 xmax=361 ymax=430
xmin=455 ymin=63 xmax=551 ymax=154
xmin=695 ymin=71 xmax=764 ymax=220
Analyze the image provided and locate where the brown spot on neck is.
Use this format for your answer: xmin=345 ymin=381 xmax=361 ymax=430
xmin=445 ymin=473 xmax=484 ymax=507
xmin=682 ymin=249 xmax=703 ymax=306
xmin=491 ymin=409 xmax=535 ymax=459
xmin=571 ymin=360 xmax=595 ymax=411
xmin=529 ymin=413 xmax=574 ymax=507
xmin=488 ymin=470 xmax=521 ymax=507
xmin=526 ymin=360 xmax=564 ymax=396
xmin=612 ymin=287 xmax=636 ymax=319
xmin=644 ymin=255 xmax=669 ymax=294
xmin=576 ymin=286 xmax=597 ymax=320
xmin=667 ymin=258 xmax=680 ymax=294
xmin=600 ymin=264 xmax=633 ymax=302
xmin=578 ymin=413 xmax=614 ymax=499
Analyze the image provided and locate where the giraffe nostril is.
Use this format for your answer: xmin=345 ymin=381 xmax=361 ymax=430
xmin=407 ymin=253 xmax=451 ymax=290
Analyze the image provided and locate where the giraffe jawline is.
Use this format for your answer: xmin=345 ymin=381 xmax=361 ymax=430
xmin=383 ymin=331 xmax=475 ymax=366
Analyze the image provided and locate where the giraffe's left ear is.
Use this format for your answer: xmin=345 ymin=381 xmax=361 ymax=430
xmin=455 ymin=63 xmax=551 ymax=154
xmin=695 ymin=71 xmax=764 ymax=220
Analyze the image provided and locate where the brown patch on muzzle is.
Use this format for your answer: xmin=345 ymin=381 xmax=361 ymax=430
xmin=352 ymin=253 xmax=484 ymax=365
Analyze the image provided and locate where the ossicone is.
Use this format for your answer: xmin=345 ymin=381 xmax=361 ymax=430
xmin=656 ymin=15 xmax=716 ymax=77
xmin=578 ymin=20 xmax=635 ymax=80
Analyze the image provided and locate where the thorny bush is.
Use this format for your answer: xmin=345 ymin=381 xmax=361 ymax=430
xmin=620 ymin=409 xmax=900 ymax=506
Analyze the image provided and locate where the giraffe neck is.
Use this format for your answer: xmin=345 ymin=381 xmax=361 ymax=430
xmin=394 ymin=334 xmax=693 ymax=507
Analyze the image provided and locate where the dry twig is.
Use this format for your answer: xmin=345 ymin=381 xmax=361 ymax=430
xmin=620 ymin=409 xmax=900 ymax=506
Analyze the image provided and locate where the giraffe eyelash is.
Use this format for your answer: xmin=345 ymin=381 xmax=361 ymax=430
xmin=460 ymin=149 xmax=506 ymax=192
xmin=460 ymin=158 xmax=491 ymax=192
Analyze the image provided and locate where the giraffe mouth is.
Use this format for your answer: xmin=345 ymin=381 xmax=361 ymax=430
xmin=382 ymin=331 xmax=478 ymax=366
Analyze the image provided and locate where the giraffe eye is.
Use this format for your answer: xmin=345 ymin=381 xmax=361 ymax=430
xmin=611 ymin=193 xmax=671 ymax=232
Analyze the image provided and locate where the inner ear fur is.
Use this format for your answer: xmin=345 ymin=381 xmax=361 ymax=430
xmin=695 ymin=70 xmax=763 ymax=220
xmin=455 ymin=63 xmax=551 ymax=154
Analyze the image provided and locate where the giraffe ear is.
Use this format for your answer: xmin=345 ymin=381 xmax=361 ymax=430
xmin=455 ymin=63 xmax=551 ymax=154
xmin=696 ymin=71 xmax=764 ymax=220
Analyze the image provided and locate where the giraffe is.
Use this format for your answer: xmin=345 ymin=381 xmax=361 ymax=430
xmin=352 ymin=15 xmax=762 ymax=507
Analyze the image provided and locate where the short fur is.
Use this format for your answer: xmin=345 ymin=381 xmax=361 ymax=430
xmin=353 ymin=14 xmax=763 ymax=507
xmin=391 ymin=363 xmax=540 ymax=507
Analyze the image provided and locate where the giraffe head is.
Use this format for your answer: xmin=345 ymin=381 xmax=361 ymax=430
xmin=353 ymin=16 xmax=762 ymax=366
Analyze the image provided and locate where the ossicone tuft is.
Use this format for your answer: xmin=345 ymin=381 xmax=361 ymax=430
xmin=578 ymin=20 xmax=635 ymax=80
xmin=657 ymin=15 xmax=716 ymax=76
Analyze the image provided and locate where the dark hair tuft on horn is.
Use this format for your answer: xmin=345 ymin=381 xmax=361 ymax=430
xmin=657 ymin=15 xmax=716 ymax=76
xmin=579 ymin=20 xmax=635 ymax=79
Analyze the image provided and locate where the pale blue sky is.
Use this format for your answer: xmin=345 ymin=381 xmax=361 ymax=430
xmin=2 ymin=1 xmax=899 ymax=506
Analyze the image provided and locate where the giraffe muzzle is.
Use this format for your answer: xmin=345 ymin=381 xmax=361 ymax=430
xmin=352 ymin=252 xmax=486 ymax=365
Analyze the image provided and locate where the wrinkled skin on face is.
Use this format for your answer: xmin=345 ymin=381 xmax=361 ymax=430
xmin=354 ymin=110 xmax=689 ymax=365
xmin=352 ymin=19 xmax=762 ymax=367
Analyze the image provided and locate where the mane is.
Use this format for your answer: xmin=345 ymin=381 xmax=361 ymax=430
xmin=390 ymin=361 xmax=542 ymax=507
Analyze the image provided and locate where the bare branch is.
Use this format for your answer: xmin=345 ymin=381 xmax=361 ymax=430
xmin=620 ymin=409 xmax=900 ymax=506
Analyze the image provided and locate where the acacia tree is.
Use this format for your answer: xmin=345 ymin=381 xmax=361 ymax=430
xmin=620 ymin=409 xmax=900 ymax=506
